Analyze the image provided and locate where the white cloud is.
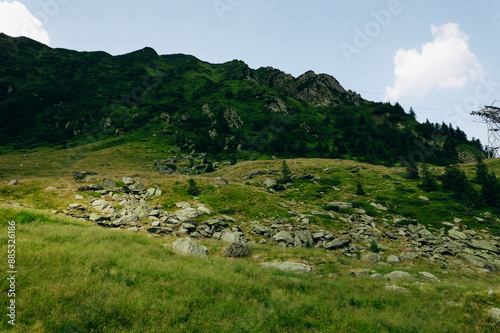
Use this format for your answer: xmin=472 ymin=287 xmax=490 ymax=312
xmin=385 ymin=22 xmax=484 ymax=100
xmin=0 ymin=1 xmax=50 ymax=45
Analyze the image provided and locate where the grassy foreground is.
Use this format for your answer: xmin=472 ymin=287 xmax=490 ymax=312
xmin=1 ymin=207 xmax=499 ymax=332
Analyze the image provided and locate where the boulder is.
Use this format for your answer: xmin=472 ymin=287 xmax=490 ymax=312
xmin=176 ymin=208 xmax=202 ymax=221
xmin=146 ymin=188 xmax=157 ymax=197
xmin=8 ymin=179 xmax=18 ymax=186
xmin=261 ymin=261 xmax=312 ymax=272
xmin=175 ymin=202 xmax=191 ymax=209
xmin=273 ymin=231 xmax=294 ymax=244
xmin=418 ymin=272 xmax=439 ymax=282
xmin=387 ymin=255 xmax=400 ymax=264
xmin=122 ymin=176 xmax=134 ymax=185
xmin=326 ymin=202 xmax=353 ymax=209
xmin=384 ymin=285 xmax=408 ymax=293
xmin=101 ymin=178 xmax=117 ymax=189
xmin=221 ymin=231 xmax=241 ymax=243
xmin=222 ymin=242 xmax=251 ymax=258
xmin=448 ymin=229 xmax=468 ymax=241
xmin=172 ymin=238 xmax=208 ymax=258
xmin=45 ymin=186 xmax=59 ymax=191
xmin=294 ymin=230 xmax=313 ymax=247
xmin=487 ymin=308 xmax=500 ymax=323
xmin=92 ymin=199 xmax=109 ymax=211
xmin=362 ymin=253 xmax=381 ymax=264
xmin=467 ymin=240 xmax=498 ymax=253
xmin=384 ymin=271 xmax=414 ymax=282
xmin=324 ymin=238 xmax=351 ymax=250
xmin=77 ymin=184 xmax=103 ymax=192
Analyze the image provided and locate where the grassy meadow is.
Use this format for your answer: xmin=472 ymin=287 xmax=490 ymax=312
xmin=0 ymin=139 xmax=500 ymax=331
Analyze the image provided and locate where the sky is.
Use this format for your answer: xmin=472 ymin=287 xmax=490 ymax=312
xmin=1 ymin=0 xmax=500 ymax=147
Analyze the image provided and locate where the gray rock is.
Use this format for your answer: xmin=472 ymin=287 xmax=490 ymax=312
xmin=215 ymin=177 xmax=229 ymax=185
xmin=130 ymin=181 xmax=146 ymax=193
xmin=146 ymin=188 xmax=157 ymax=197
xmin=176 ymin=208 xmax=202 ymax=221
xmin=350 ymin=269 xmax=370 ymax=278
xmin=45 ymin=186 xmax=59 ymax=191
xmin=387 ymin=255 xmax=400 ymax=264
xmin=77 ymin=184 xmax=103 ymax=192
xmin=222 ymin=242 xmax=251 ymax=258
xmin=8 ymin=179 xmax=18 ymax=186
xmin=407 ymin=223 xmax=422 ymax=234
xmin=324 ymin=238 xmax=351 ymax=250
xmin=181 ymin=222 xmax=197 ymax=230
xmin=262 ymin=178 xmax=277 ymax=189
xmin=68 ymin=203 xmax=84 ymax=210
xmin=252 ymin=223 xmax=271 ymax=235
xmin=92 ymin=199 xmax=109 ymax=211
xmin=261 ymin=261 xmax=312 ymax=272
xmin=362 ymin=253 xmax=381 ymax=264
xmin=487 ymin=308 xmax=500 ymax=323
xmin=384 ymin=285 xmax=408 ymax=293
xmin=292 ymin=173 xmax=314 ymax=180
xmin=172 ymin=238 xmax=208 ymax=258
xmin=109 ymin=215 xmax=139 ymax=227
xmin=147 ymin=227 xmax=172 ymax=234
xmin=370 ymin=273 xmax=383 ymax=280
xmin=273 ymin=231 xmax=294 ymax=244
xmin=101 ymin=178 xmax=117 ymax=189
xmin=418 ymin=272 xmax=439 ymax=282
xmin=122 ymin=176 xmax=134 ymax=185
xmin=384 ymin=271 xmax=415 ymax=282
xmin=294 ymin=230 xmax=313 ymax=247
xmin=175 ymin=202 xmax=192 ymax=209
xmin=448 ymin=229 xmax=468 ymax=241
xmin=221 ymin=231 xmax=241 ymax=243
xmin=399 ymin=252 xmax=418 ymax=262
xmin=89 ymin=213 xmax=109 ymax=222
xmin=467 ymin=240 xmax=498 ymax=253
xmin=327 ymin=202 xmax=353 ymax=209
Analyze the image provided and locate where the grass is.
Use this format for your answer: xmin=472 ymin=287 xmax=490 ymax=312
xmin=1 ymin=207 xmax=499 ymax=332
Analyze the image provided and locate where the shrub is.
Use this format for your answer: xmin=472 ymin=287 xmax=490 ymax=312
xmin=187 ymin=178 xmax=199 ymax=196
xmin=355 ymin=182 xmax=366 ymax=195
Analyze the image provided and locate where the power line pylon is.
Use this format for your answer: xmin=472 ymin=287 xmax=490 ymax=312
xmin=471 ymin=100 xmax=500 ymax=159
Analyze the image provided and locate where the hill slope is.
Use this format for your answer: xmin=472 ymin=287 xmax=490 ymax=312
xmin=0 ymin=33 xmax=483 ymax=165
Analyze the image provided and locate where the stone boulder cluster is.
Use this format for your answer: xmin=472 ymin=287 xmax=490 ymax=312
xmin=65 ymin=176 xmax=500 ymax=274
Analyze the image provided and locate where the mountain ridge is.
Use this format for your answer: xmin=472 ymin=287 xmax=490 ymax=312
xmin=0 ymin=33 xmax=483 ymax=166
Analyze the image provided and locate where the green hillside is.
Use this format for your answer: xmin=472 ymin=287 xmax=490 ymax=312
xmin=0 ymin=33 xmax=483 ymax=166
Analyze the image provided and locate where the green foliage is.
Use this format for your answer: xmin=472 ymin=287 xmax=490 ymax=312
xmin=369 ymin=239 xmax=381 ymax=253
xmin=405 ymin=160 xmax=420 ymax=180
xmin=187 ymin=178 xmax=199 ymax=196
xmin=419 ymin=163 xmax=438 ymax=192
xmin=355 ymin=182 xmax=366 ymax=195
xmin=442 ymin=164 xmax=482 ymax=210
xmin=278 ymin=160 xmax=292 ymax=184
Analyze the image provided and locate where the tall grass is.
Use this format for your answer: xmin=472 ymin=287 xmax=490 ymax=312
xmin=1 ymin=207 xmax=499 ymax=332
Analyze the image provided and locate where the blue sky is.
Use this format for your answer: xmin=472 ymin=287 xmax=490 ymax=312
xmin=2 ymin=0 xmax=500 ymax=147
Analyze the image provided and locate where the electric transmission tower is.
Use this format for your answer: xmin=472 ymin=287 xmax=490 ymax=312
xmin=471 ymin=100 xmax=500 ymax=159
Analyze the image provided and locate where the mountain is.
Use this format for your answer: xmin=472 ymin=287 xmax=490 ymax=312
xmin=0 ymin=33 xmax=484 ymax=165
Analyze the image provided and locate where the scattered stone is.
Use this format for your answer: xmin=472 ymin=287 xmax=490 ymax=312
xmin=45 ymin=186 xmax=59 ymax=191
xmin=384 ymin=285 xmax=408 ymax=293
xmin=370 ymin=203 xmax=388 ymax=211
xmin=89 ymin=213 xmax=109 ymax=222
xmin=68 ymin=203 xmax=84 ymax=210
xmin=222 ymin=242 xmax=251 ymax=258
xmin=175 ymin=202 xmax=191 ymax=209
xmin=221 ymin=231 xmax=241 ymax=243
xmin=418 ymin=196 xmax=430 ymax=201
xmin=8 ymin=179 xmax=18 ymax=186
xmin=370 ymin=273 xmax=383 ymax=280
xmin=387 ymin=255 xmax=401 ymax=264
xmin=384 ymin=271 xmax=414 ymax=282
xmin=273 ymin=231 xmax=294 ymax=244
xmin=172 ymin=238 xmax=208 ymax=258
xmin=448 ymin=229 xmax=468 ymax=241
xmin=261 ymin=262 xmax=312 ymax=272
xmin=326 ymin=202 xmax=353 ymax=209
xmin=487 ymin=308 xmax=500 ymax=323
xmin=122 ymin=176 xmax=134 ymax=185
xmin=362 ymin=253 xmax=381 ymax=264
xmin=418 ymin=272 xmax=439 ymax=282
xmin=75 ymin=194 xmax=84 ymax=200
xmin=350 ymin=269 xmax=370 ymax=278
xmin=216 ymin=177 xmax=230 ymax=185
xmin=77 ymin=184 xmax=103 ymax=192
xmin=324 ymin=238 xmax=351 ymax=250
xmin=101 ymin=178 xmax=117 ymax=189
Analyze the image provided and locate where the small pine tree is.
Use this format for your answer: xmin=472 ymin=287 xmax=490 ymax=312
xmin=279 ymin=160 xmax=292 ymax=184
xmin=419 ymin=163 xmax=438 ymax=192
xmin=481 ymin=172 xmax=500 ymax=208
xmin=475 ymin=158 xmax=489 ymax=185
xmin=406 ymin=159 xmax=420 ymax=180
xmin=355 ymin=182 xmax=366 ymax=195
xmin=187 ymin=178 xmax=199 ymax=196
